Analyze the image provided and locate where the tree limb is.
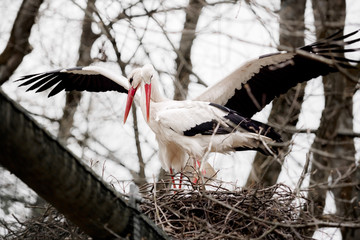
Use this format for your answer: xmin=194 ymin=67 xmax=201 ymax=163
xmin=0 ymin=0 xmax=44 ymax=85
xmin=0 ymin=89 xmax=168 ymax=240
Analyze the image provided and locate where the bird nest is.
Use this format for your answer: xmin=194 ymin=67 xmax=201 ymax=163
xmin=0 ymin=206 xmax=87 ymax=240
xmin=139 ymin=181 xmax=311 ymax=240
xmin=1 ymin=181 xmax=313 ymax=240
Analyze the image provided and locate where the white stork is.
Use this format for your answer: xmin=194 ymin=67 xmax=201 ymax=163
xmin=17 ymin=29 xmax=360 ymax=188
xmin=124 ymin=64 xmax=282 ymax=187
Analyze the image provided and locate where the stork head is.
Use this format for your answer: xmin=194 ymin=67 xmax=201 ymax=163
xmin=124 ymin=65 xmax=154 ymax=123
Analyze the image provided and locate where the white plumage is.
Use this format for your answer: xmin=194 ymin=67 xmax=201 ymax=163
xmin=126 ymin=65 xmax=280 ymax=176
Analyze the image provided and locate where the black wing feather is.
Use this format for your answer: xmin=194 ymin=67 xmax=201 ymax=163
xmin=17 ymin=67 xmax=127 ymax=97
xmin=26 ymin=75 xmax=56 ymax=91
xmin=184 ymin=103 xmax=282 ymax=141
xmin=49 ymin=81 xmax=66 ymax=97
xmin=184 ymin=103 xmax=282 ymax=155
xmin=18 ymin=73 xmax=48 ymax=87
xmin=314 ymin=48 xmax=360 ymax=54
xmin=36 ymin=77 xmax=61 ymax=92
xmin=183 ymin=120 xmax=230 ymax=136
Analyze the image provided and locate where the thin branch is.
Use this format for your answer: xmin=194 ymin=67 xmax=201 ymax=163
xmin=131 ymin=104 xmax=147 ymax=186
xmin=149 ymin=12 xmax=208 ymax=88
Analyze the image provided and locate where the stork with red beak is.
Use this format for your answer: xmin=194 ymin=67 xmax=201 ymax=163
xmin=16 ymin=29 xmax=360 ymax=188
xmin=123 ymin=64 xmax=282 ymax=187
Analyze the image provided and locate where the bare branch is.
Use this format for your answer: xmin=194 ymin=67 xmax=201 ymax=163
xmin=0 ymin=0 xmax=44 ymax=85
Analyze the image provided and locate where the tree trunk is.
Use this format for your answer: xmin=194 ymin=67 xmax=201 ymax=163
xmin=246 ymin=0 xmax=306 ymax=187
xmin=31 ymin=0 xmax=99 ymax=218
xmin=305 ymin=0 xmax=346 ymax=217
xmin=333 ymin=73 xmax=359 ymax=240
xmin=0 ymin=0 xmax=44 ymax=217
xmin=304 ymin=1 xmax=359 ymax=238
xmin=57 ymin=0 xmax=148 ymax=189
xmin=58 ymin=0 xmax=98 ymax=144
xmin=174 ymin=0 xmax=204 ymax=100
xmin=0 ymin=0 xmax=44 ymax=85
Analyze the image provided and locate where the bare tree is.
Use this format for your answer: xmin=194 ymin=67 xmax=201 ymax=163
xmin=246 ymin=0 xmax=306 ymax=187
xmin=156 ymin=0 xmax=205 ymax=189
xmin=2 ymin=1 xmax=360 ymax=238
xmin=0 ymin=0 xmax=44 ymax=217
xmin=0 ymin=0 xmax=43 ymax=84
xmin=174 ymin=0 xmax=204 ymax=100
xmin=305 ymin=0 xmax=347 ymax=218
xmin=30 ymin=0 xmax=100 ymax=218
xmin=304 ymin=1 xmax=359 ymax=239
xmin=56 ymin=0 xmax=149 ymax=187
xmin=58 ymin=0 xmax=98 ymax=144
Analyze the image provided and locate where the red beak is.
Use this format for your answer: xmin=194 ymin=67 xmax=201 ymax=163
xmin=124 ymin=86 xmax=137 ymax=123
xmin=145 ymin=83 xmax=151 ymax=122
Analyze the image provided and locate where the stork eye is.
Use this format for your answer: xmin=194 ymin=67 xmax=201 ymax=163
xmin=129 ymin=77 xmax=133 ymax=84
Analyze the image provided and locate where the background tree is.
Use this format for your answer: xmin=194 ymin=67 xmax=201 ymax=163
xmin=246 ymin=0 xmax=307 ymax=187
xmin=0 ymin=0 xmax=43 ymax=84
xmin=0 ymin=0 xmax=44 ymax=218
xmin=303 ymin=1 xmax=360 ymax=239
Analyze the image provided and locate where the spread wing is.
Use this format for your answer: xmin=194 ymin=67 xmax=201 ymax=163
xmin=195 ymin=29 xmax=360 ymax=117
xmin=16 ymin=66 xmax=129 ymax=97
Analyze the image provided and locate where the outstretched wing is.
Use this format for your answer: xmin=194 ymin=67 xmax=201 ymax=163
xmin=16 ymin=66 xmax=129 ymax=97
xmin=195 ymin=29 xmax=360 ymax=118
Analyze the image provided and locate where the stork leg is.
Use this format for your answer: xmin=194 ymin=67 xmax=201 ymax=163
xmin=169 ymin=168 xmax=177 ymax=189
xmin=179 ymin=172 xmax=183 ymax=189
xmin=192 ymin=159 xmax=207 ymax=184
